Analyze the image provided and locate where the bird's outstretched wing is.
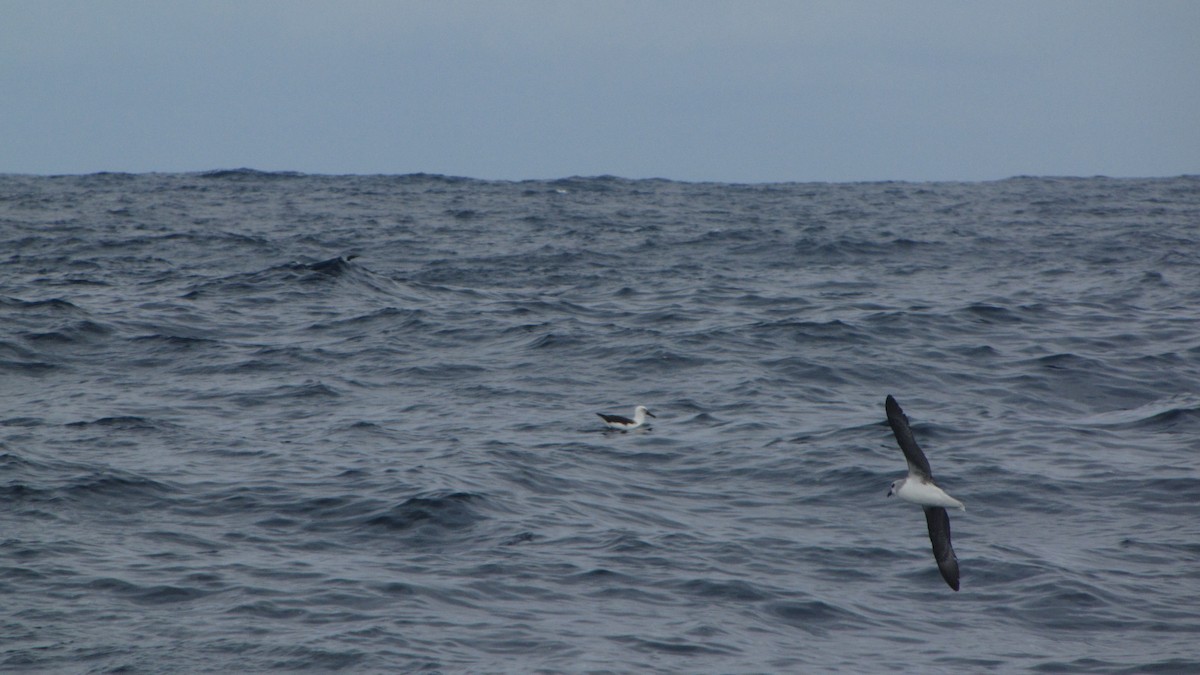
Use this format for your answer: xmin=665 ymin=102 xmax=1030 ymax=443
xmin=886 ymin=395 xmax=933 ymax=478
xmin=923 ymin=505 xmax=960 ymax=591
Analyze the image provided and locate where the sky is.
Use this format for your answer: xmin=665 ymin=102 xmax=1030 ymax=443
xmin=2 ymin=1 xmax=1197 ymax=183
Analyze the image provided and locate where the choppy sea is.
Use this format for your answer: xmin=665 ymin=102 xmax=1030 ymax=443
xmin=2 ymin=171 xmax=1199 ymax=673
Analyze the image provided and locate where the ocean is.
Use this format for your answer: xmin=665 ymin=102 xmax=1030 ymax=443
xmin=1 ymin=171 xmax=1198 ymax=673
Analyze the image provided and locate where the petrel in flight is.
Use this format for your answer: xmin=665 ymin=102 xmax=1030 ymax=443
xmin=885 ymin=395 xmax=965 ymax=591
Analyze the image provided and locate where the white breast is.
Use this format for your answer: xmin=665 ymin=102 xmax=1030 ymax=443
xmin=897 ymin=478 xmax=965 ymax=510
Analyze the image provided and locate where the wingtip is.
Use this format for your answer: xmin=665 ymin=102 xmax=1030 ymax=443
xmin=940 ymin=559 xmax=961 ymax=591
xmin=885 ymin=394 xmax=901 ymax=414
xmin=944 ymin=562 xmax=961 ymax=591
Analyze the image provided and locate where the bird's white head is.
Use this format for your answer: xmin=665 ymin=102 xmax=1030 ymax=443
xmin=634 ymin=406 xmax=656 ymax=420
xmin=887 ymin=479 xmax=903 ymax=497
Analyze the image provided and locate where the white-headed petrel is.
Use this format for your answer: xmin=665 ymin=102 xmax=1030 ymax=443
xmin=885 ymin=395 xmax=964 ymax=591
xmin=597 ymin=405 xmax=656 ymax=431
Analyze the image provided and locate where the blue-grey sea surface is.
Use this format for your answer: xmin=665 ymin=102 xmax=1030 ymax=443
xmin=2 ymin=172 xmax=1199 ymax=673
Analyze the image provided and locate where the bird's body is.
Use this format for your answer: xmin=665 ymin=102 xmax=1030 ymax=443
xmin=889 ymin=475 xmax=966 ymax=511
xmin=885 ymin=395 xmax=963 ymax=591
xmin=597 ymin=405 xmax=655 ymax=431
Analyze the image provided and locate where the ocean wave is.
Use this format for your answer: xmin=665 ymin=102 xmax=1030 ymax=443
xmin=1073 ymin=393 xmax=1200 ymax=430
xmin=361 ymin=491 xmax=487 ymax=533
xmin=2 ymin=173 xmax=1198 ymax=672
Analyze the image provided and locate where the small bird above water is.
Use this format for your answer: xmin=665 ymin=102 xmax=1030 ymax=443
xmin=597 ymin=405 xmax=656 ymax=431
xmin=885 ymin=395 xmax=965 ymax=591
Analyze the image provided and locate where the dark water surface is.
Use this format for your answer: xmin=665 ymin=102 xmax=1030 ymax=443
xmin=2 ymin=172 xmax=1199 ymax=672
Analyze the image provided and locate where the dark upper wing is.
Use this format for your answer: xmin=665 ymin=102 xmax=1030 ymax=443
xmin=597 ymin=413 xmax=634 ymax=425
xmin=886 ymin=395 xmax=933 ymax=478
xmin=923 ymin=506 xmax=960 ymax=591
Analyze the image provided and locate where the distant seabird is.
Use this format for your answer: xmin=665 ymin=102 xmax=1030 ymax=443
xmin=597 ymin=405 xmax=656 ymax=431
xmin=885 ymin=395 xmax=964 ymax=591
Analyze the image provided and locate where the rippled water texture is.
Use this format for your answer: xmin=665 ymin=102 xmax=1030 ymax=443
xmin=2 ymin=172 xmax=1199 ymax=672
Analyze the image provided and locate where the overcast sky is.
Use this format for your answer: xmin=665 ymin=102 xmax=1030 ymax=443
xmin=2 ymin=1 xmax=1197 ymax=183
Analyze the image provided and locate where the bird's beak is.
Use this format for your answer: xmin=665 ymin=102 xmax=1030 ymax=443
xmin=647 ymin=411 xmax=656 ymax=418
xmin=886 ymin=489 xmax=893 ymax=497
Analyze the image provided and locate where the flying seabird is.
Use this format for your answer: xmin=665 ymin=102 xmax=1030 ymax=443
xmin=885 ymin=395 xmax=964 ymax=591
xmin=597 ymin=405 xmax=656 ymax=431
